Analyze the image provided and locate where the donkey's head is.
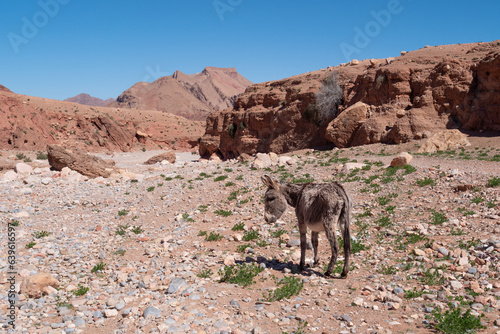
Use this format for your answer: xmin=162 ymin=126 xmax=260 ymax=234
xmin=261 ymin=175 xmax=288 ymax=223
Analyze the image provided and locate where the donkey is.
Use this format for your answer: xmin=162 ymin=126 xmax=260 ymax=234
xmin=261 ymin=175 xmax=351 ymax=277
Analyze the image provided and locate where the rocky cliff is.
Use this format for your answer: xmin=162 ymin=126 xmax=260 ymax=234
xmin=200 ymin=41 xmax=500 ymax=158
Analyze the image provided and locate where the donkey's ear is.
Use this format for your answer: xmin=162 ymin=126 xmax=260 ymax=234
xmin=261 ymin=175 xmax=279 ymax=189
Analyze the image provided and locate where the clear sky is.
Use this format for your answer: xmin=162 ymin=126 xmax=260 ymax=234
xmin=1 ymin=1 xmax=498 ymax=101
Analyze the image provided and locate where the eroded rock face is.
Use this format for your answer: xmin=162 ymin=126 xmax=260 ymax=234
xmin=144 ymin=151 xmax=176 ymax=165
xmin=47 ymin=145 xmax=115 ymax=178
xmin=200 ymin=41 xmax=500 ymax=158
xmin=418 ymin=129 xmax=471 ymax=153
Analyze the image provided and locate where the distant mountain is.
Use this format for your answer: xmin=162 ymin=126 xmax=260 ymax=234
xmin=0 ymin=84 xmax=11 ymax=93
xmin=65 ymin=93 xmax=114 ymax=107
xmin=109 ymin=67 xmax=252 ymax=120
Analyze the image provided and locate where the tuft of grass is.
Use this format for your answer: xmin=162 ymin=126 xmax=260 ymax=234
xmin=487 ymin=176 xmax=500 ymax=187
xmin=263 ymin=276 xmax=304 ymax=302
xmin=197 ymin=269 xmax=213 ymax=278
xmin=72 ymin=284 xmax=89 ymax=296
xmin=197 ymin=230 xmax=207 ymax=236
xmin=430 ymin=304 xmax=485 ymax=334
xmin=114 ymin=249 xmax=126 ymax=256
xmin=10 ymin=219 xmax=19 ymax=226
xmin=36 ymin=152 xmax=48 ymax=160
xmin=131 ymin=226 xmax=144 ymax=234
xmin=91 ymin=262 xmax=106 ymax=273
xmin=270 ymin=229 xmax=287 ymax=238
xmin=470 ymin=196 xmax=484 ymax=204
xmin=117 ymin=209 xmax=129 ymax=216
xmin=242 ymin=230 xmax=259 ymax=241
xmin=416 ymin=176 xmax=436 ymax=187
xmin=378 ymin=263 xmax=397 ymax=275
xmin=146 ymin=186 xmax=155 ymax=192
xmin=431 ymin=210 xmax=448 ymax=225
xmin=116 ymin=224 xmax=130 ymax=236
xmin=25 ymin=241 xmax=36 ymax=249
xmin=33 ymin=230 xmax=50 ymax=239
xmin=205 ymin=231 xmax=223 ymax=241
xmin=236 ymin=244 xmax=252 ymax=253
xmin=419 ymin=268 xmax=444 ymax=285
xmin=404 ymin=288 xmax=424 ymax=299
xmin=218 ymin=263 xmax=264 ymax=287
xmin=232 ymin=222 xmax=245 ymax=231
xmin=214 ymin=175 xmax=228 ymax=182
xmin=214 ymin=209 xmax=233 ymax=217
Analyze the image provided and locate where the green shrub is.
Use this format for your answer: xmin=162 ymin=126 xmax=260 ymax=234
xmin=214 ymin=175 xmax=228 ymax=182
xmin=416 ymin=177 xmax=436 ymax=187
xmin=218 ymin=263 xmax=264 ymax=287
xmin=33 ymin=230 xmax=50 ymax=239
xmin=214 ymin=209 xmax=233 ymax=217
xmin=117 ymin=209 xmax=129 ymax=216
xmin=487 ymin=176 xmax=500 ymax=187
xmin=430 ymin=304 xmax=485 ymax=334
xmin=36 ymin=152 xmax=48 ymax=160
xmin=197 ymin=269 xmax=213 ymax=278
xmin=431 ymin=210 xmax=448 ymax=225
xmin=131 ymin=226 xmax=144 ymax=234
xmin=205 ymin=232 xmax=223 ymax=241
xmin=232 ymin=222 xmax=245 ymax=231
xmin=25 ymin=241 xmax=36 ymax=249
xmin=264 ymin=276 xmax=304 ymax=302
xmin=91 ymin=262 xmax=106 ymax=273
xmin=242 ymin=230 xmax=259 ymax=241
xmin=72 ymin=284 xmax=89 ymax=296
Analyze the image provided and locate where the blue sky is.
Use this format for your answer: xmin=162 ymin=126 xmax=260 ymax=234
xmin=1 ymin=1 xmax=498 ymax=101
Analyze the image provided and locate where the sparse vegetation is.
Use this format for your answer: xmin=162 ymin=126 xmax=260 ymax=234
xmin=218 ymin=263 xmax=264 ymax=287
xmin=263 ymin=276 xmax=304 ymax=302
xmin=33 ymin=230 xmax=50 ymax=239
xmin=430 ymin=304 xmax=485 ymax=334
xmin=91 ymin=262 xmax=106 ymax=273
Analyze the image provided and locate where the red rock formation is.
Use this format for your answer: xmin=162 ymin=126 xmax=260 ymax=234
xmin=200 ymin=41 xmax=500 ymax=157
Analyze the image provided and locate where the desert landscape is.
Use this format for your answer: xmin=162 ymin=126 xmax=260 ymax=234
xmin=1 ymin=40 xmax=500 ymax=334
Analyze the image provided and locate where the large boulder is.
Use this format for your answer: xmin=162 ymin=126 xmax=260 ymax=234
xmin=391 ymin=152 xmax=413 ymax=167
xmin=20 ymin=273 xmax=60 ymax=298
xmin=144 ymin=151 xmax=176 ymax=165
xmin=325 ymin=102 xmax=368 ymax=148
xmin=47 ymin=145 xmax=115 ymax=178
xmin=417 ymin=130 xmax=471 ymax=153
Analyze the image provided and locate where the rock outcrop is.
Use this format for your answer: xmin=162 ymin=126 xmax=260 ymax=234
xmin=418 ymin=130 xmax=471 ymax=153
xmin=200 ymin=41 xmax=500 ymax=158
xmin=144 ymin=151 xmax=176 ymax=165
xmin=47 ymin=145 xmax=116 ymax=178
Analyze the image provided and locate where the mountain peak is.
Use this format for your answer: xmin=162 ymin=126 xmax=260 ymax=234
xmin=65 ymin=93 xmax=114 ymax=107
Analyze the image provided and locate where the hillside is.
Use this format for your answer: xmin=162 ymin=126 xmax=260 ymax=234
xmin=200 ymin=41 xmax=500 ymax=159
xmin=0 ymin=89 xmax=204 ymax=152
xmin=64 ymin=93 xmax=114 ymax=107
xmin=109 ymin=67 xmax=252 ymax=121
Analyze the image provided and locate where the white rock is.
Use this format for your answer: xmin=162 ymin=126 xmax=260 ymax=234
xmin=1 ymin=170 xmax=18 ymax=183
xmin=103 ymin=309 xmax=118 ymax=318
xmin=15 ymin=163 xmax=33 ymax=175
xmin=61 ymin=167 xmax=72 ymax=177
xmin=341 ymin=163 xmax=365 ymax=174
xmin=450 ymin=280 xmax=463 ymax=291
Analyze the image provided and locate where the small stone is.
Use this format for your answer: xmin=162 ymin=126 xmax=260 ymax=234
xmin=103 ymin=309 xmax=118 ymax=318
xmin=224 ymin=255 xmax=236 ymax=266
xmin=167 ymin=277 xmax=187 ymax=294
xmin=230 ymin=299 xmax=240 ymax=308
xmin=143 ymin=306 xmax=161 ymax=318
xmin=467 ymin=267 xmax=478 ymax=274
xmin=438 ymin=247 xmax=449 ymax=257
xmin=450 ymin=280 xmax=463 ymax=291
xmin=390 ymin=152 xmax=412 ymax=167
xmin=352 ymin=297 xmax=364 ymax=306
xmin=341 ymin=314 xmax=352 ymax=322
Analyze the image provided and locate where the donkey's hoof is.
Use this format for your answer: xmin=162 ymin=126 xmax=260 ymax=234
xmin=341 ymin=272 xmax=348 ymax=279
xmin=324 ymin=271 xmax=332 ymax=277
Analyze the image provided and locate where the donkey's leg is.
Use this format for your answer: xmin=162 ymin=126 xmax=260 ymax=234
xmin=311 ymin=231 xmax=319 ymax=265
xmin=340 ymin=214 xmax=351 ymax=278
xmin=323 ymin=214 xmax=340 ymax=276
xmin=298 ymin=219 xmax=308 ymax=271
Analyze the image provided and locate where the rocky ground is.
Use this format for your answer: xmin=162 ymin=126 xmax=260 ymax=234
xmin=1 ymin=137 xmax=500 ymax=334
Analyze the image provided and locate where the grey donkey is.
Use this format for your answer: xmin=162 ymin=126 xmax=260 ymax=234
xmin=261 ymin=175 xmax=351 ymax=277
